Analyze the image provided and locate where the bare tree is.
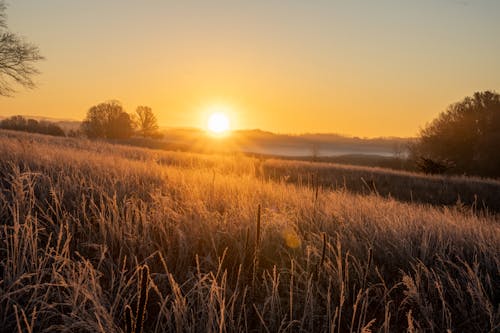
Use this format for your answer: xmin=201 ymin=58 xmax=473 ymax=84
xmin=0 ymin=1 xmax=43 ymax=96
xmin=135 ymin=106 xmax=160 ymax=138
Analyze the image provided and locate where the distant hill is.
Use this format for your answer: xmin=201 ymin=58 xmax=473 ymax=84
xmin=0 ymin=115 xmax=413 ymax=157
xmin=160 ymin=128 xmax=413 ymax=158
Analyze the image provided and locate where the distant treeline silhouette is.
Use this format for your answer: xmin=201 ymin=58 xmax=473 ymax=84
xmin=81 ymin=100 xmax=162 ymax=139
xmin=0 ymin=115 xmax=65 ymax=136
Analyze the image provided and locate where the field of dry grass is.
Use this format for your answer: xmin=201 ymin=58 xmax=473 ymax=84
xmin=0 ymin=129 xmax=499 ymax=332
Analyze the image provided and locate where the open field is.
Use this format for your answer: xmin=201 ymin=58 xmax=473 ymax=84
xmin=0 ymin=129 xmax=499 ymax=332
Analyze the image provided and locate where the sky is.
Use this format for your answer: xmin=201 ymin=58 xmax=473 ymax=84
xmin=0 ymin=0 xmax=499 ymax=137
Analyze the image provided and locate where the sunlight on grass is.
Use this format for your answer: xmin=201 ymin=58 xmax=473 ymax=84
xmin=0 ymin=130 xmax=498 ymax=332
xmin=282 ymin=228 xmax=301 ymax=248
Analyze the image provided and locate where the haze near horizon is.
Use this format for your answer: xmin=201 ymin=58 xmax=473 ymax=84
xmin=1 ymin=0 xmax=499 ymax=137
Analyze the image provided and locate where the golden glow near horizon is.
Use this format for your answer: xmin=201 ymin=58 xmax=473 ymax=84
xmin=207 ymin=111 xmax=230 ymax=134
xmin=202 ymin=103 xmax=234 ymax=136
xmin=1 ymin=2 xmax=499 ymax=137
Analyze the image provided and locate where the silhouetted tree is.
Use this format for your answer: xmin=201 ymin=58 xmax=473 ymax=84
xmin=0 ymin=115 xmax=65 ymax=136
xmin=411 ymin=91 xmax=500 ymax=177
xmin=81 ymin=101 xmax=134 ymax=139
xmin=0 ymin=1 xmax=43 ymax=96
xmin=134 ymin=106 xmax=161 ymax=138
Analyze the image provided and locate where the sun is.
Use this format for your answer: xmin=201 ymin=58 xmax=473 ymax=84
xmin=207 ymin=112 xmax=230 ymax=134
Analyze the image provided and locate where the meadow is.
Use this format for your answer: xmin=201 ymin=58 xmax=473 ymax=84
xmin=0 ymin=129 xmax=499 ymax=332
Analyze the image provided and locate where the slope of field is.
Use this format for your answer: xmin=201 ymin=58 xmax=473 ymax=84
xmin=0 ymin=130 xmax=499 ymax=332
xmin=260 ymin=158 xmax=500 ymax=213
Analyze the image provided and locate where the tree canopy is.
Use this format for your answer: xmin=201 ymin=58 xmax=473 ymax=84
xmin=412 ymin=91 xmax=500 ymax=177
xmin=0 ymin=1 xmax=43 ymax=96
xmin=81 ymin=101 xmax=134 ymax=139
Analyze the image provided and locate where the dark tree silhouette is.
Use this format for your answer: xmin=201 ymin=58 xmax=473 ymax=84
xmin=411 ymin=91 xmax=500 ymax=177
xmin=81 ymin=101 xmax=134 ymax=139
xmin=0 ymin=1 xmax=43 ymax=96
xmin=0 ymin=115 xmax=65 ymax=136
xmin=135 ymin=106 xmax=160 ymax=138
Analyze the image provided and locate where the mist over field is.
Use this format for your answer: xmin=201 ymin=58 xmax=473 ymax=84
xmin=161 ymin=128 xmax=409 ymax=157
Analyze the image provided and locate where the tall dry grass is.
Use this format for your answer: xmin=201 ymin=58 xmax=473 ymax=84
xmin=0 ymin=130 xmax=499 ymax=332
xmin=260 ymin=159 xmax=500 ymax=213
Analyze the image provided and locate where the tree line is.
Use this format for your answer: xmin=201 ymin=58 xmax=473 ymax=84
xmin=0 ymin=115 xmax=65 ymax=136
xmin=0 ymin=101 xmax=162 ymax=140
xmin=80 ymin=101 xmax=162 ymax=139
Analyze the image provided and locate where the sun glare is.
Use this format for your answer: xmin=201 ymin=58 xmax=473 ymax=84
xmin=207 ymin=112 xmax=230 ymax=134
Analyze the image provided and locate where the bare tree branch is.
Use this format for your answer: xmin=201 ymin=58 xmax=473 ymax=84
xmin=135 ymin=106 xmax=160 ymax=138
xmin=0 ymin=1 xmax=43 ymax=96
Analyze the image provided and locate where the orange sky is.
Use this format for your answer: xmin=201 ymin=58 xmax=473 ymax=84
xmin=1 ymin=1 xmax=499 ymax=137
